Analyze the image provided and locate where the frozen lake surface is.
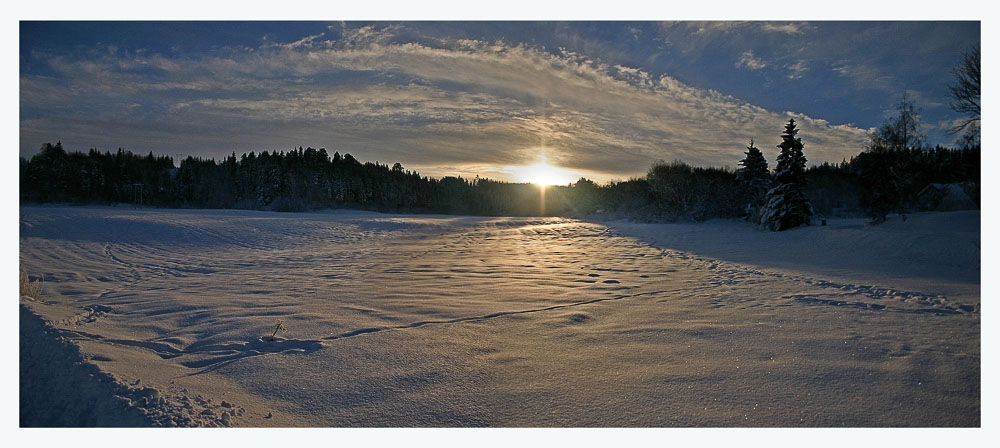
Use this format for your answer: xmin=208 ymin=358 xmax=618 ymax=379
xmin=19 ymin=206 xmax=980 ymax=426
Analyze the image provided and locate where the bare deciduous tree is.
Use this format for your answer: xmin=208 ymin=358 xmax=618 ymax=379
xmin=949 ymin=45 xmax=980 ymax=138
xmin=871 ymin=93 xmax=925 ymax=151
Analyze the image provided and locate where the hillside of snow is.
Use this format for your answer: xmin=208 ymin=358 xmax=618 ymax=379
xmin=19 ymin=206 xmax=980 ymax=426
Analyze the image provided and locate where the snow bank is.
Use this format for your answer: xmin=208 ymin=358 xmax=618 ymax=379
xmin=21 ymin=303 xmax=166 ymax=426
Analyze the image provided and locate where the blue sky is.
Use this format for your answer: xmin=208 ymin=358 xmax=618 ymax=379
xmin=19 ymin=21 xmax=979 ymax=182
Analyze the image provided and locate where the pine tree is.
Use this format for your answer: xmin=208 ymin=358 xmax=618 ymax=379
xmin=760 ymin=119 xmax=813 ymax=231
xmin=736 ymin=139 xmax=770 ymax=224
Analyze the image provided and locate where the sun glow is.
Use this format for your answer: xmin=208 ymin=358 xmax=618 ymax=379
xmin=509 ymin=159 xmax=578 ymax=187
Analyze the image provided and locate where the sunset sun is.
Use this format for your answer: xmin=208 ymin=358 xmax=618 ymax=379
xmin=510 ymin=158 xmax=577 ymax=186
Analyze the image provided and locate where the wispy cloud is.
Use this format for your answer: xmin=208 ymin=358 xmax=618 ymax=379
xmin=761 ymin=22 xmax=814 ymax=34
xmin=902 ymin=89 xmax=946 ymax=109
xmin=832 ymin=62 xmax=896 ymax=92
xmin=786 ymin=60 xmax=809 ymax=79
xmin=21 ymin=24 xmax=871 ymax=181
xmin=689 ymin=21 xmax=746 ymax=35
xmin=736 ymin=50 xmax=767 ymax=71
xmin=669 ymin=21 xmax=813 ymax=36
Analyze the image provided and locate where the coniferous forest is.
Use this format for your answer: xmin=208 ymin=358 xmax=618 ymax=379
xmin=19 ymin=127 xmax=979 ymax=227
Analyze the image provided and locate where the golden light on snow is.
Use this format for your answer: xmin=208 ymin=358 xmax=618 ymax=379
xmin=508 ymin=157 xmax=578 ymax=187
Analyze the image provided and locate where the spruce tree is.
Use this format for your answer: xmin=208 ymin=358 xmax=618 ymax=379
xmin=736 ymin=139 xmax=770 ymax=224
xmin=760 ymin=119 xmax=813 ymax=231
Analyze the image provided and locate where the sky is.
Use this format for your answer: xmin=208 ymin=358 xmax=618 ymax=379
xmin=19 ymin=21 xmax=980 ymax=183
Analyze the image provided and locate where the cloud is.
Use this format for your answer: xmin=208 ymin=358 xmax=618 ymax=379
xmin=626 ymin=26 xmax=642 ymax=41
xmin=929 ymin=118 xmax=966 ymax=133
xmin=20 ymin=24 xmax=870 ymax=182
xmin=786 ymin=60 xmax=809 ymax=79
xmin=832 ymin=62 xmax=896 ymax=92
xmin=901 ymin=89 xmax=946 ymax=109
xmin=690 ymin=21 xmax=746 ymax=35
xmin=760 ymin=22 xmax=814 ymax=34
xmin=667 ymin=21 xmax=813 ymax=36
xmin=735 ymin=50 xmax=767 ymax=71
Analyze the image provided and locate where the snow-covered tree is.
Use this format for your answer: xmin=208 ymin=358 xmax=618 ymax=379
xmin=760 ymin=119 xmax=812 ymax=231
xmin=736 ymin=139 xmax=770 ymax=224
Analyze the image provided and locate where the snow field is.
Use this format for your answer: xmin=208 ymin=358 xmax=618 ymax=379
xmin=19 ymin=206 xmax=979 ymax=426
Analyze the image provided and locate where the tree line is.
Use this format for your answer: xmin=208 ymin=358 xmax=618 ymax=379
xmin=18 ymin=143 xmax=586 ymax=216
xmin=18 ymin=129 xmax=979 ymax=226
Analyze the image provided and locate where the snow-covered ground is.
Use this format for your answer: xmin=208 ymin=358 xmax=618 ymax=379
xmin=19 ymin=206 xmax=980 ymax=426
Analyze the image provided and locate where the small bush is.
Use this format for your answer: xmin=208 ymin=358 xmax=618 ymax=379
xmin=20 ymin=270 xmax=42 ymax=300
